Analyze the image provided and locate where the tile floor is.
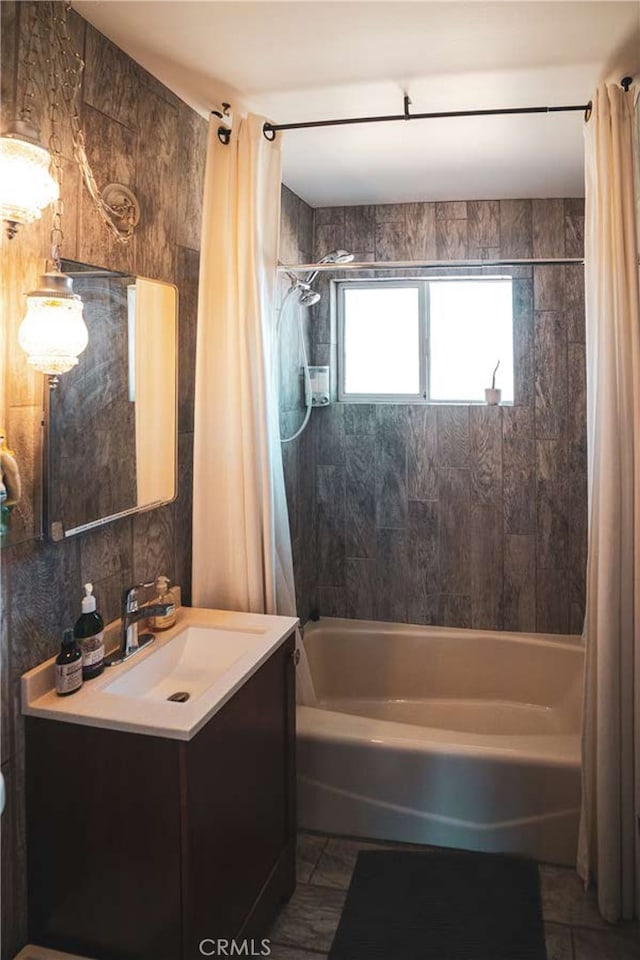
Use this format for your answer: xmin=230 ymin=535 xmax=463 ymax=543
xmin=267 ymin=833 xmax=640 ymax=960
xmin=16 ymin=833 xmax=640 ymax=959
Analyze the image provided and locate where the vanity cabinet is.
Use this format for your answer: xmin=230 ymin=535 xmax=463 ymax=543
xmin=25 ymin=632 xmax=296 ymax=960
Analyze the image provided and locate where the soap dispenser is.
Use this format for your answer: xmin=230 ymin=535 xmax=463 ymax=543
xmin=150 ymin=575 xmax=176 ymax=631
xmin=74 ymin=583 xmax=105 ymax=680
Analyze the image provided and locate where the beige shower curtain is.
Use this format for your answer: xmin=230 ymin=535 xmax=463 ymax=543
xmin=192 ymin=114 xmax=296 ymax=616
xmin=578 ymin=83 xmax=640 ymax=922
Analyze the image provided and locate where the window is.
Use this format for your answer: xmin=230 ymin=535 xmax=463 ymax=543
xmin=338 ymin=277 xmax=514 ymax=403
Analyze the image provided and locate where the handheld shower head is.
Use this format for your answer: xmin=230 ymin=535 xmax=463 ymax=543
xmin=298 ymin=288 xmax=321 ymax=306
xmin=284 ymin=275 xmax=322 ymax=306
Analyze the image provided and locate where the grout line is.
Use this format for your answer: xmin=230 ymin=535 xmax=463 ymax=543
xmin=299 ymin=876 xmax=350 ymax=895
xmin=305 ymin=839 xmax=328 ymax=886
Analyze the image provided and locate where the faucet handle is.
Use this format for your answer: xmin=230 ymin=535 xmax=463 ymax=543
xmin=122 ymin=581 xmax=156 ymax=613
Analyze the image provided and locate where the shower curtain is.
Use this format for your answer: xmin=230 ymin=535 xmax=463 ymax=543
xmin=192 ymin=114 xmax=296 ymax=617
xmin=578 ymin=83 xmax=640 ymax=922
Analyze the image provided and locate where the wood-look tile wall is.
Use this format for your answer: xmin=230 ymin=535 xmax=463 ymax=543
xmin=278 ymin=187 xmax=316 ymax=619
xmin=0 ymin=5 xmax=207 ymax=955
xmin=281 ymin=199 xmax=587 ymax=635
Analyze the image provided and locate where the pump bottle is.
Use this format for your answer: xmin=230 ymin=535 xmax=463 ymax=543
xmin=74 ymin=583 xmax=105 ymax=680
xmin=150 ymin=575 xmax=176 ymax=631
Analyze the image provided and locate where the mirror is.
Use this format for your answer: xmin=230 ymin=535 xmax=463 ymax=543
xmin=45 ymin=259 xmax=177 ymax=540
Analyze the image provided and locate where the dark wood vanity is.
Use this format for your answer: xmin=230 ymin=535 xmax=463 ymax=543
xmin=25 ymin=632 xmax=296 ymax=960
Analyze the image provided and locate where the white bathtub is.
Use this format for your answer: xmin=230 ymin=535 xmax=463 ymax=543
xmin=296 ymin=618 xmax=584 ymax=865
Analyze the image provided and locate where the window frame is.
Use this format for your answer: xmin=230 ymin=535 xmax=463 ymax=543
xmin=337 ymin=278 xmax=429 ymax=403
xmin=337 ymin=275 xmax=513 ymax=405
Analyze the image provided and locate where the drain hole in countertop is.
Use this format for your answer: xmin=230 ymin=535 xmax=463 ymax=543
xmin=167 ymin=691 xmax=190 ymax=702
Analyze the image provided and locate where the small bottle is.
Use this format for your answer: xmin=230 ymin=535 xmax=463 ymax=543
xmin=55 ymin=629 xmax=83 ymax=696
xmin=150 ymin=575 xmax=176 ymax=631
xmin=74 ymin=583 xmax=105 ymax=680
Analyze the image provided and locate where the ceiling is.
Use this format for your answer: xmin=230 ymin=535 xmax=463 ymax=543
xmin=73 ymin=1 xmax=640 ymax=206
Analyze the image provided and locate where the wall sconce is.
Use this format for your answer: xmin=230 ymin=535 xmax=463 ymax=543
xmin=1 ymin=1 xmax=140 ymax=242
xmin=0 ymin=118 xmax=59 ymax=238
xmin=18 ymin=271 xmax=88 ymax=384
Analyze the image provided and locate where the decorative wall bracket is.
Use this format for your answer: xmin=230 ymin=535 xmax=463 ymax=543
xmin=102 ymin=184 xmax=141 ymax=237
xmin=1 ymin=2 xmax=141 ymax=245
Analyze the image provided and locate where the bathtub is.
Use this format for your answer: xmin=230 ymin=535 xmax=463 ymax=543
xmin=296 ymin=618 xmax=584 ymax=865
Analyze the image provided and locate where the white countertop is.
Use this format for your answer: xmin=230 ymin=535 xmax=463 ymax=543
xmin=22 ymin=607 xmax=298 ymax=741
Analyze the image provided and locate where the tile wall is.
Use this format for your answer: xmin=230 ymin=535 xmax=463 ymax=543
xmin=279 ymin=187 xmax=316 ymax=618
xmin=281 ymin=199 xmax=587 ymax=634
xmin=0 ymin=4 xmax=207 ymax=955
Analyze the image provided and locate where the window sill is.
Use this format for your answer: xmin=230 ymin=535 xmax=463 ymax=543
xmin=337 ymin=397 xmax=515 ymax=406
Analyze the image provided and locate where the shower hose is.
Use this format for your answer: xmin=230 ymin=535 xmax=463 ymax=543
xmin=277 ymin=284 xmax=313 ymax=444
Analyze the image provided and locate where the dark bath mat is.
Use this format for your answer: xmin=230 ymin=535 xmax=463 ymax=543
xmin=328 ymin=849 xmax=547 ymax=960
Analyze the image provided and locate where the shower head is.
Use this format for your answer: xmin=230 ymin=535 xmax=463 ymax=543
xmin=284 ymin=274 xmax=322 ymax=306
xmin=304 ymin=248 xmax=354 ymax=287
xmin=317 ymin=249 xmax=355 ymax=265
xmin=298 ymin=288 xmax=321 ymax=306
xmin=283 ymin=249 xmax=354 ymax=308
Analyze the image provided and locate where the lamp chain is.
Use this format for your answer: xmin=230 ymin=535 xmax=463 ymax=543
xmin=40 ymin=2 xmax=135 ymax=246
xmin=19 ymin=1 xmax=40 ymax=124
xmin=55 ymin=2 xmax=135 ymax=244
xmin=47 ymin=2 xmax=65 ymax=271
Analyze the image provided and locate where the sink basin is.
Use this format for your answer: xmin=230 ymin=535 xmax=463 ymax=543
xmin=21 ymin=607 xmax=299 ymax=740
xmin=103 ymin=625 xmax=266 ymax=703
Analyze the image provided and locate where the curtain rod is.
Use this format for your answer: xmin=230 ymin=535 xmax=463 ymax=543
xmin=278 ymin=257 xmax=584 ymax=273
xmin=213 ymin=79 xmax=634 ymax=144
xmin=263 ymin=95 xmax=591 ymax=140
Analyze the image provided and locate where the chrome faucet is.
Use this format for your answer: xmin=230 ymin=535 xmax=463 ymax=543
xmin=104 ymin=581 xmax=176 ymax=667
